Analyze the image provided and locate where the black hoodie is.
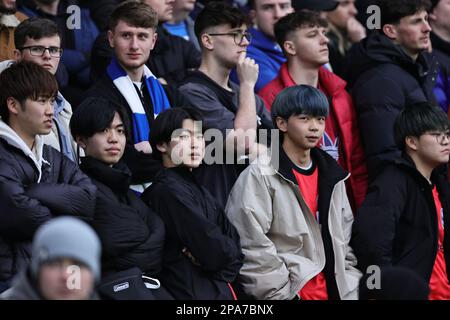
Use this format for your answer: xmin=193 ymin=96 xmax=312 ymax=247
xmin=345 ymin=31 xmax=439 ymax=181
xmin=352 ymin=153 xmax=450 ymax=285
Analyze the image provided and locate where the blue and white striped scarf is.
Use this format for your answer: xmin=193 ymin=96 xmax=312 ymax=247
xmin=107 ymin=57 xmax=171 ymax=144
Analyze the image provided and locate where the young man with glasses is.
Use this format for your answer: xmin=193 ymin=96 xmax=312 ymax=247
xmin=352 ymin=102 xmax=450 ymax=300
xmin=179 ymin=1 xmax=273 ymax=209
xmin=0 ymin=17 xmax=78 ymax=162
xmin=229 ymin=0 xmax=294 ymax=92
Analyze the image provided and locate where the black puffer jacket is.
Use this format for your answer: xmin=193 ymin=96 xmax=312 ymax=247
xmin=346 ymin=31 xmax=439 ymax=180
xmin=80 ymin=157 xmax=165 ymax=276
xmin=142 ymin=166 xmax=243 ymax=300
xmin=84 ymin=74 xmax=189 ymax=184
xmin=352 ymin=154 xmax=450 ymax=283
xmin=0 ymin=122 xmax=96 ymax=283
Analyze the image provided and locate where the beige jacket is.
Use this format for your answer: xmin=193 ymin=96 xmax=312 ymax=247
xmin=225 ymin=148 xmax=361 ymax=300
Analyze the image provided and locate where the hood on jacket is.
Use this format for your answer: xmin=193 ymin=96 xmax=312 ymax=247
xmin=249 ymin=27 xmax=282 ymax=54
xmin=0 ymin=120 xmax=48 ymax=182
xmin=345 ymin=31 xmax=434 ymax=88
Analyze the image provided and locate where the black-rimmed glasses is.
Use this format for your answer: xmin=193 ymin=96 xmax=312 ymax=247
xmin=20 ymin=46 xmax=63 ymax=57
xmin=427 ymin=131 xmax=450 ymax=144
xmin=207 ymin=30 xmax=252 ymax=45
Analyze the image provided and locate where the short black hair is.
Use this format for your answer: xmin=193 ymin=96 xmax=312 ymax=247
xmin=394 ymin=102 xmax=449 ymax=150
xmin=0 ymin=61 xmax=58 ymax=124
xmin=14 ymin=17 xmax=61 ymax=49
xmin=150 ymin=107 xmax=203 ymax=160
xmin=271 ymin=85 xmax=329 ymax=127
xmin=194 ymin=1 xmax=249 ymax=43
xmin=377 ymin=0 xmax=431 ymax=26
xmin=274 ymin=10 xmax=328 ymax=54
xmin=70 ymin=97 xmax=130 ymax=140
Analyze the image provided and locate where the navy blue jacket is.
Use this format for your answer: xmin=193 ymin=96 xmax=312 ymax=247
xmin=80 ymin=157 xmax=165 ymax=276
xmin=431 ymin=31 xmax=450 ymax=113
xmin=346 ymin=31 xmax=439 ymax=180
xmin=0 ymin=127 xmax=96 ymax=284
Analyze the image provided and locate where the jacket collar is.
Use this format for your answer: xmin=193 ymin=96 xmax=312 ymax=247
xmin=274 ymin=143 xmax=348 ymax=187
xmin=80 ymin=156 xmax=131 ymax=195
xmin=392 ymin=152 xmax=443 ymax=188
xmin=153 ymin=25 xmax=170 ymax=54
xmin=348 ymin=31 xmax=434 ymax=84
xmin=280 ymin=62 xmax=347 ymax=97
xmin=0 ymin=120 xmax=48 ymax=181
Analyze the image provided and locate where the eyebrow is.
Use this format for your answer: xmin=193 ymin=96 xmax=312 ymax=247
xmin=228 ymin=28 xmax=247 ymax=32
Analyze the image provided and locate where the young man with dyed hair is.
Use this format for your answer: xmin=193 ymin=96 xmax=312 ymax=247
xmin=226 ymin=85 xmax=361 ymax=300
xmin=259 ymin=10 xmax=367 ymax=208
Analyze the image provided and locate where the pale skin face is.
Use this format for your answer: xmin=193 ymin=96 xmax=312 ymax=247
xmin=38 ymin=258 xmax=95 ymax=300
xmin=143 ymin=0 xmax=175 ymax=22
xmin=108 ymin=21 xmax=157 ymax=81
xmin=251 ymin=0 xmax=293 ymax=39
xmin=326 ymin=0 xmax=358 ymax=30
xmin=278 ymin=114 xmax=326 ymax=150
xmin=430 ymin=0 xmax=450 ymax=41
xmin=173 ymin=0 xmax=196 ymax=14
xmin=0 ymin=0 xmax=16 ymax=12
xmin=7 ymin=96 xmax=54 ymax=149
xmin=77 ymin=112 xmax=126 ymax=167
xmin=383 ymin=10 xmax=431 ymax=60
xmin=14 ymin=35 xmax=61 ymax=75
xmin=276 ymin=114 xmax=326 ymax=166
xmin=407 ymin=131 xmax=450 ymax=179
xmin=202 ymin=24 xmax=251 ymax=69
xmin=284 ymin=26 xmax=329 ymax=68
xmin=169 ymin=0 xmax=196 ymax=23
xmin=158 ymin=119 xmax=205 ymax=170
